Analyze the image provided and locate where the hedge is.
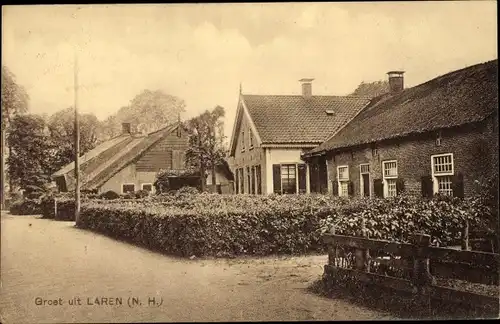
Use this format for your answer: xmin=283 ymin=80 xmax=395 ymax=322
xmin=9 ymin=199 xmax=43 ymax=215
xmin=75 ymin=193 xmax=496 ymax=258
xmin=40 ymin=197 xmax=76 ymax=221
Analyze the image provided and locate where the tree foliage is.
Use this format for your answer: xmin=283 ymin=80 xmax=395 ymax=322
xmin=6 ymin=114 xmax=55 ymax=191
xmin=184 ymin=106 xmax=227 ymax=187
xmin=350 ymin=80 xmax=390 ymax=98
xmin=101 ymin=90 xmax=186 ymax=139
xmin=47 ymin=107 xmax=102 ymax=169
xmin=1 ymin=66 xmax=29 ymax=128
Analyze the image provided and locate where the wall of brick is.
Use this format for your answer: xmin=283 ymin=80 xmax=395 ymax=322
xmin=230 ymin=109 xmax=266 ymax=194
xmin=326 ymin=117 xmax=497 ymax=197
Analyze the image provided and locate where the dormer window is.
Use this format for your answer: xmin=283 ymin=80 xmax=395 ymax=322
xmin=436 ymin=130 xmax=442 ymax=146
xmin=325 ymin=110 xmax=334 ymax=115
xmin=249 ymin=129 xmax=254 ymax=149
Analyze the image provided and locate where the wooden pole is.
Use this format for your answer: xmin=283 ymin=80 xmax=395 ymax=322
xmin=462 ymin=216 xmax=470 ymax=251
xmin=1 ymin=126 xmax=5 ymax=210
xmin=74 ymin=51 xmax=81 ymax=224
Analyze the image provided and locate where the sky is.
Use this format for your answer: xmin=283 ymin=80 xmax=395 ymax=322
xmin=2 ymin=2 xmax=497 ymax=140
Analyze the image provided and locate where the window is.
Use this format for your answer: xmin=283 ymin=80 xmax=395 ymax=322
xmin=382 ymin=160 xmax=398 ymax=197
xmin=122 ymin=183 xmax=135 ymax=193
xmin=255 ymin=165 xmax=262 ymax=194
xmin=249 ymin=129 xmax=254 ymax=148
xmin=281 ymin=164 xmax=297 ymax=194
xmin=241 ymin=131 xmax=245 ymax=151
xmin=247 ymin=167 xmax=251 ymax=194
xmin=141 ymin=183 xmax=153 ymax=192
xmin=337 ymin=165 xmax=349 ymax=197
xmin=431 ymin=153 xmax=454 ymax=196
xmin=359 ymin=164 xmax=371 ymax=197
xmin=251 ymin=166 xmax=256 ymax=194
xmin=239 ymin=168 xmax=244 ymax=194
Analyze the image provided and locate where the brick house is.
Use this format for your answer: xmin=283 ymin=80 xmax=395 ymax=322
xmin=228 ymin=79 xmax=371 ymax=194
xmin=52 ymin=121 xmax=189 ymax=194
xmin=302 ymin=59 xmax=498 ymax=198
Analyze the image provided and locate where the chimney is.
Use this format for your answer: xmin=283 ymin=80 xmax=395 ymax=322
xmin=122 ymin=122 xmax=131 ymax=134
xmin=299 ymin=78 xmax=314 ymax=98
xmin=387 ymin=71 xmax=404 ymax=93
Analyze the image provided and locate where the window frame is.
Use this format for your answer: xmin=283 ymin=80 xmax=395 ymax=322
xmin=280 ymin=164 xmax=298 ymax=194
xmin=359 ymin=163 xmax=371 ymax=197
xmin=382 ymin=160 xmax=398 ymax=198
xmin=337 ymin=165 xmax=349 ymax=197
xmin=122 ymin=183 xmax=136 ymax=194
xmin=141 ymin=183 xmax=153 ymax=193
xmin=431 ymin=153 xmax=454 ymax=196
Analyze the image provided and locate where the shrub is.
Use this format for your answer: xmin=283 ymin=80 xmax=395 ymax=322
xmin=134 ymin=189 xmax=150 ymax=199
xmin=121 ymin=192 xmax=135 ymax=200
xmin=98 ymin=190 xmax=120 ymax=200
xmin=176 ymin=186 xmax=200 ymax=196
xmin=75 ymin=193 xmax=491 ymax=258
xmin=40 ymin=195 xmax=75 ymax=220
xmin=9 ymin=199 xmax=42 ymax=215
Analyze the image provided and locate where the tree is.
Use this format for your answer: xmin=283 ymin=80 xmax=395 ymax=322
xmin=7 ymin=114 xmax=55 ymax=193
xmin=350 ymin=80 xmax=390 ymax=98
xmin=185 ymin=106 xmax=227 ymax=191
xmin=101 ymin=90 xmax=186 ymax=140
xmin=47 ymin=107 xmax=102 ymax=170
xmin=1 ymin=66 xmax=29 ymax=207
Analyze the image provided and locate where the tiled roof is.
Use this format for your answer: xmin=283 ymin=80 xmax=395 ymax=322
xmin=53 ymin=122 xmax=181 ymax=191
xmin=242 ymin=94 xmax=371 ymax=144
xmin=309 ymin=59 xmax=498 ymax=154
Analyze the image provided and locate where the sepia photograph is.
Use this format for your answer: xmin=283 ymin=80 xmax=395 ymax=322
xmin=1 ymin=1 xmax=498 ymax=322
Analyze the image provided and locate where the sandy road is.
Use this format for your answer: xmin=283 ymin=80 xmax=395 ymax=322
xmin=1 ymin=213 xmax=394 ymax=323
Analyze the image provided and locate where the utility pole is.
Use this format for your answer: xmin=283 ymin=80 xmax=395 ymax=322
xmin=198 ymin=127 xmax=205 ymax=192
xmin=1 ymin=121 xmax=5 ymax=210
xmin=74 ymin=51 xmax=81 ymax=224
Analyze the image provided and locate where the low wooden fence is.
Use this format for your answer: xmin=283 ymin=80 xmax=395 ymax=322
xmin=322 ymin=231 xmax=500 ymax=314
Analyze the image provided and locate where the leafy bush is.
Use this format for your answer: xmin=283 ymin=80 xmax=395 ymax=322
xmin=9 ymin=199 xmax=42 ymax=215
xmin=40 ymin=195 xmax=75 ymax=220
xmin=75 ymin=193 xmax=492 ymax=258
xmin=121 ymin=192 xmax=135 ymax=200
xmin=98 ymin=190 xmax=120 ymax=200
xmin=134 ymin=189 xmax=150 ymax=199
xmin=175 ymin=186 xmax=200 ymax=196
xmin=154 ymin=168 xmax=201 ymax=193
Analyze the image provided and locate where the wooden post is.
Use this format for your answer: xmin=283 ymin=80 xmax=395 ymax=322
xmin=1 ymin=126 xmax=5 ymax=210
xmin=54 ymin=197 xmax=57 ymax=219
xmin=328 ymin=225 xmax=337 ymax=266
xmin=411 ymin=233 xmax=435 ymax=316
xmin=462 ymin=216 xmax=470 ymax=251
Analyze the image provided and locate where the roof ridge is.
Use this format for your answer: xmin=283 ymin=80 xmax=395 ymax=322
xmin=242 ymin=93 xmax=370 ymax=99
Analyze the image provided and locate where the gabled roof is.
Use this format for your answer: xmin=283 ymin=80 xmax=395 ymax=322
xmin=229 ymin=93 xmax=371 ymax=155
xmin=308 ymin=59 xmax=498 ymax=155
xmin=53 ymin=122 xmax=184 ymax=191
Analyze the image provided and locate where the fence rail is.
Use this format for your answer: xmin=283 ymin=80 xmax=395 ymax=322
xmin=322 ymin=232 xmax=500 ymax=314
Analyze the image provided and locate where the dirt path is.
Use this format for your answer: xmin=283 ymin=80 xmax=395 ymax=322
xmin=1 ymin=213 xmax=395 ymax=323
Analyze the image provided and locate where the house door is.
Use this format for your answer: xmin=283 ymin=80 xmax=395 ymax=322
xmin=362 ymin=174 xmax=370 ymax=197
